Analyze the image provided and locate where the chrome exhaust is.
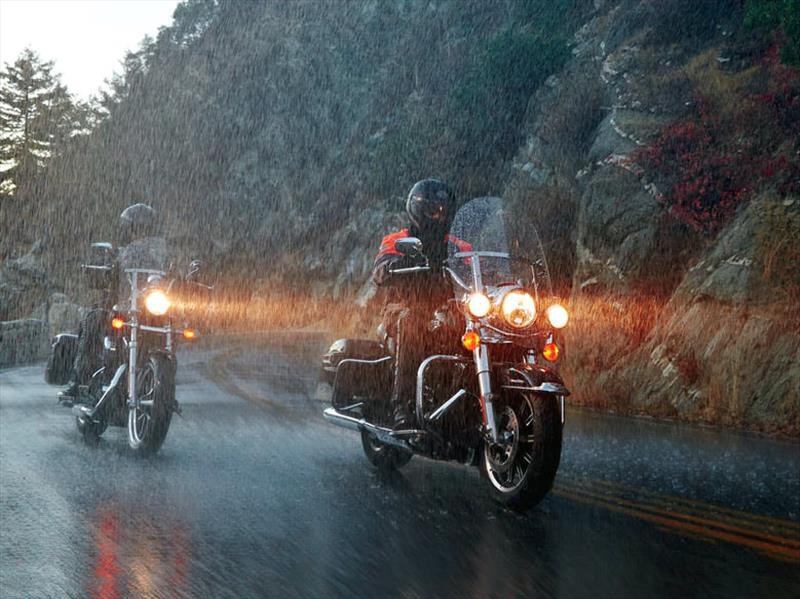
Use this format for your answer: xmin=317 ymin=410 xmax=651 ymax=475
xmin=323 ymin=407 xmax=413 ymax=452
xmin=73 ymin=363 xmax=127 ymax=420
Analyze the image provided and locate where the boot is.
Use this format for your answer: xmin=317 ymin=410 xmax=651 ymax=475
xmin=390 ymin=364 xmax=415 ymax=430
xmin=392 ymin=396 xmax=414 ymax=431
xmin=57 ymin=381 xmax=79 ymax=405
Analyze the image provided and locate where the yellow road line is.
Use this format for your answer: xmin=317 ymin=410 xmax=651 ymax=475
xmin=581 ymin=477 xmax=800 ymax=535
xmin=553 ymin=483 xmax=800 ymax=562
xmin=557 ymin=482 xmax=800 ymax=549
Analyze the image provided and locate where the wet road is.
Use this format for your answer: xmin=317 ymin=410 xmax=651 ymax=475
xmin=1 ymin=333 xmax=798 ymax=598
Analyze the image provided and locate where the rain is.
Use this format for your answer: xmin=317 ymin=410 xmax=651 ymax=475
xmin=1 ymin=1 xmax=799 ymax=597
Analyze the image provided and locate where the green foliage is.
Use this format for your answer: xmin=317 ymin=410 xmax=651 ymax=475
xmin=451 ymin=28 xmax=569 ymax=168
xmin=0 ymin=49 xmax=91 ymax=200
xmin=745 ymin=0 xmax=800 ymax=66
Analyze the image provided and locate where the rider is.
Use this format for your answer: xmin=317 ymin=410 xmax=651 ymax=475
xmin=59 ymin=203 xmax=166 ymax=401
xmin=372 ymin=178 xmax=467 ymax=429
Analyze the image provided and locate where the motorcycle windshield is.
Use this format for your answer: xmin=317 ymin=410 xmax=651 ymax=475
xmin=447 ymin=197 xmax=553 ymax=302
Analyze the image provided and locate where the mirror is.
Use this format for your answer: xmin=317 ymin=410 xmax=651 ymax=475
xmin=186 ymin=259 xmax=202 ymax=280
xmin=395 ymin=237 xmax=422 ymax=257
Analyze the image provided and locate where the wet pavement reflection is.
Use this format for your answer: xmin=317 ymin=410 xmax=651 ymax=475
xmin=1 ymin=336 xmax=798 ymax=598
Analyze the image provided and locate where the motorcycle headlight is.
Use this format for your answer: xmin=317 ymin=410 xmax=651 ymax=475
xmin=546 ymin=303 xmax=569 ymax=329
xmin=467 ymin=292 xmax=491 ymax=318
xmin=144 ymin=289 xmax=170 ymax=316
xmin=501 ymin=290 xmax=536 ymax=329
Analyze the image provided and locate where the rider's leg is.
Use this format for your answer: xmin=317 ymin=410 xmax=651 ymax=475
xmin=59 ymin=309 xmax=105 ymax=399
xmin=390 ymin=308 xmax=426 ymax=429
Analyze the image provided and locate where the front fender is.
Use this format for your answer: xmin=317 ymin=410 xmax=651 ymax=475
xmin=501 ymin=364 xmax=570 ymax=397
xmin=147 ymin=349 xmax=176 ymax=382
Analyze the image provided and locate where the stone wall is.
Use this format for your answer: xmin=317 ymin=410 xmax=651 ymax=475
xmin=0 ymin=319 xmax=49 ymax=368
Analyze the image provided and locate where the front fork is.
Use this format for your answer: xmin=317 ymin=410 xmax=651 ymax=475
xmin=474 ymin=344 xmax=499 ymax=443
xmin=127 ymin=275 xmax=139 ymax=408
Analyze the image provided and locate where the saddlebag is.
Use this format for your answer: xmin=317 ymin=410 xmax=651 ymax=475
xmin=322 ymin=339 xmax=391 ymax=409
xmin=321 ymin=338 xmax=388 ymax=385
xmin=45 ymin=333 xmax=78 ymax=385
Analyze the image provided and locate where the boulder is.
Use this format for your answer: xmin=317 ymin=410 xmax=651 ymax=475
xmin=48 ymin=294 xmax=83 ymax=339
xmin=0 ymin=241 xmax=49 ymax=321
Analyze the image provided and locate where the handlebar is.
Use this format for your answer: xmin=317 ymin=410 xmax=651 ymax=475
xmin=388 ymin=266 xmax=431 ymax=275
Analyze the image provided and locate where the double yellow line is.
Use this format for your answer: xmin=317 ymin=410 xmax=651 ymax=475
xmin=554 ymin=477 xmax=800 ymax=563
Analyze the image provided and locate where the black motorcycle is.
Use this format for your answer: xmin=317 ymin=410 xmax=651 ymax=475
xmin=323 ymin=197 xmax=571 ymax=510
xmin=46 ymin=244 xmax=202 ymax=454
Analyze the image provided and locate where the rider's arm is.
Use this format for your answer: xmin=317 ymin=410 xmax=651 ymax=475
xmin=372 ymin=231 xmax=425 ymax=286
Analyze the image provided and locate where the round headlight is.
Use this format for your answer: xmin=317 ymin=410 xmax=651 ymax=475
xmin=546 ymin=303 xmax=569 ymax=329
xmin=467 ymin=292 xmax=491 ymax=318
xmin=501 ymin=290 xmax=536 ymax=328
xmin=144 ymin=290 xmax=170 ymax=315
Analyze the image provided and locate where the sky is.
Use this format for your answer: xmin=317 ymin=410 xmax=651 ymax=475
xmin=0 ymin=0 xmax=181 ymax=100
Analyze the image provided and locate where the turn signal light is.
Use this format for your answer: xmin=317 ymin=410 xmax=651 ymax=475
xmin=111 ymin=317 xmax=125 ymax=330
xmin=183 ymin=328 xmax=197 ymax=340
xmin=542 ymin=342 xmax=560 ymax=362
xmin=462 ymin=331 xmax=481 ymax=351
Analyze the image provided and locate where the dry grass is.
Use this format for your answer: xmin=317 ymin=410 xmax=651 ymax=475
xmin=684 ymin=48 xmax=762 ymax=119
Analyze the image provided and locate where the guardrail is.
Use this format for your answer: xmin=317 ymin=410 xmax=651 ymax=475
xmin=0 ymin=319 xmax=49 ymax=368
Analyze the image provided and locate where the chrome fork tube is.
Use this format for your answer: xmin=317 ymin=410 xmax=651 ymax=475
xmin=474 ymin=344 xmax=498 ymax=442
xmin=127 ymin=272 xmax=138 ymax=407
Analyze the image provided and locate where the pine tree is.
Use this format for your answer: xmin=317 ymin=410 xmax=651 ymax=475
xmin=0 ymin=48 xmax=83 ymax=199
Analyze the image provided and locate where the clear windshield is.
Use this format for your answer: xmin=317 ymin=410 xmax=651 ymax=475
xmin=447 ymin=197 xmax=552 ymax=302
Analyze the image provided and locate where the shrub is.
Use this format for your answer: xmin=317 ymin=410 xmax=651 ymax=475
xmin=745 ymin=0 xmax=800 ymax=66
xmin=632 ymin=47 xmax=799 ymax=235
xmin=451 ymin=28 xmax=570 ymax=167
xmin=631 ymin=99 xmax=750 ymax=235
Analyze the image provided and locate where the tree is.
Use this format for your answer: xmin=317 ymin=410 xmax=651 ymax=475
xmin=0 ymin=48 xmax=87 ymax=199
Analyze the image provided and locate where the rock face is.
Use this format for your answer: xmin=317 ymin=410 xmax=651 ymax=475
xmin=47 ymin=293 xmax=83 ymax=339
xmin=0 ymin=241 xmax=49 ymax=321
xmin=514 ymin=3 xmax=800 ymax=434
xmin=0 ymin=319 xmax=48 ymax=367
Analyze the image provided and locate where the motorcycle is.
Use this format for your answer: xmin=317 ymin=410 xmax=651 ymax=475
xmin=322 ymin=197 xmax=570 ymax=511
xmin=47 ymin=243 xmax=202 ymax=454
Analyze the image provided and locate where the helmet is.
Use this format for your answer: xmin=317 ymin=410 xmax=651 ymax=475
xmin=118 ymin=203 xmax=158 ymax=245
xmin=405 ymin=178 xmax=456 ymax=235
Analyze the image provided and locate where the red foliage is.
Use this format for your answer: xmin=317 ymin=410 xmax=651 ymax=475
xmin=631 ymin=57 xmax=800 ymax=235
xmin=632 ymin=99 xmax=751 ymax=235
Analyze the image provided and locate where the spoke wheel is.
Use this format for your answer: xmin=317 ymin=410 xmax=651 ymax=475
xmin=128 ymin=362 xmax=155 ymax=448
xmin=482 ymin=392 xmax=561 ymax=511
xmin=127 ymin=355 xmax=174 ymax=454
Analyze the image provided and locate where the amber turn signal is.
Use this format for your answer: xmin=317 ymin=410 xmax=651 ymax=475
xmin=111 ymin=317 xmax=125 ymax=330
xmin=462 ymin=331 xmax=481 ymax=351
xmin=542 ymin=342 xmax=560 ymax=362
xmin=183 ymin=328 xmax=197 ymax=340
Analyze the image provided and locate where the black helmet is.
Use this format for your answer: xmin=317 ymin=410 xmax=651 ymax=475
xmin=118 ymin=203 xmax=158 ymax=245
xmin=405 ymin=178 xmax=456 ymax=235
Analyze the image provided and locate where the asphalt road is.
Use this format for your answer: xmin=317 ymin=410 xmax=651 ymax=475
xmin=1 ymin=333 xmax=798 ymax=598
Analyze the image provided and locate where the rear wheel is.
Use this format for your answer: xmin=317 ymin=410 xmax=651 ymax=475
xmin=360 ymin=431 xmax=413 ymax=471
xmin=127 ymin=354 xmax=174 ymax=454
xmin=481 ymin=392 xmax=562 ymax=511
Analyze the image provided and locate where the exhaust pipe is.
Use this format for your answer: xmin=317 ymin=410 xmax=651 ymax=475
xmin=72 ymin=363 xmax=127 ymax=420
xmin=323 ymin=407 xmax=413 ymax=452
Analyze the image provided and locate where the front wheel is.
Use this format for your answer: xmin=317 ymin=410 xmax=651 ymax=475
xmin=481 ymin=392 xmax=562 ymax=511
xmin=127 ymin=354 xmax=174 ymax=454
xmin=360 ymin=430 xmax=413 ymax=471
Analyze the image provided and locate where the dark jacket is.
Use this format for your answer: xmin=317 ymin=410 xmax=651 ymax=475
xmin=372 ymin=227 xmax=471 ymax=309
